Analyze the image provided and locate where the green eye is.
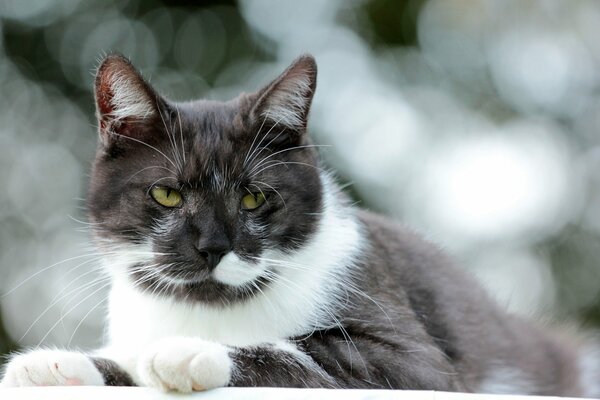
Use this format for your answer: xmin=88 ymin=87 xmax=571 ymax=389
xmin=241 ymin=192 xmax=266 ymax=210
xmin=150 ymin=186 xmax=182 ymax=208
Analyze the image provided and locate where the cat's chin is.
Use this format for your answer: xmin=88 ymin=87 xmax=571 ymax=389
xmin=135 ymin=270 xmax=270 ymax=305
xmin=157 ymin=271 xmax=208 ymax=286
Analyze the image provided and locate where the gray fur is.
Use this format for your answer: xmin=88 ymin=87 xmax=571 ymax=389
xmin=85 ymin=54 xmax=589 ymax=395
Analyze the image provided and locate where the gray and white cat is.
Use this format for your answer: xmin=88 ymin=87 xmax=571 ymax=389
xmin=1 ymin=54 xmax=598 ymax=396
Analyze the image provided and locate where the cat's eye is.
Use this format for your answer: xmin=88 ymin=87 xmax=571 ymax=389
xmin=150 ymin=186 xmax=182 ymax=208
xmin=241 ymin=192 xmax=266 ymax=210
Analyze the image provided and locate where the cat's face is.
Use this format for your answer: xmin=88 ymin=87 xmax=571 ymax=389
xmin=88 ymin=55 xmax=323 ymax=304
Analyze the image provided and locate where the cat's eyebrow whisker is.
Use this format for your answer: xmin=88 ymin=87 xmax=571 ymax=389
xmin=250 ymin=160 xmax=325 ymax=178
xmin=243 ymin=108 xmax=271 ymax=167
xmin=157 ymin=101 xmax=183 ymax=174
xmin=244 ymin=114 xmax=288 ymax=169
xmin=159 ymin=102 xmax=180 ymax=170
xmin=248 ymin=144 xmax=331 ymax=176
xmin=245 ymin=129 xmax=286 ymax=169
xmin=125 ymin=165 xmax=178 ymax=184
xmin=176 ymin=106 xmax=186 ymax=165
xmin=111 ymin=131 xmax=180 ymax=173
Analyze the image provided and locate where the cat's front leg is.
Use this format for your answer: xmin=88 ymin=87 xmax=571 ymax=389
xmin=137 ymin=337 xmax=335 ymax=392
xmin=1 ymin=350 xmax=105 ymax=387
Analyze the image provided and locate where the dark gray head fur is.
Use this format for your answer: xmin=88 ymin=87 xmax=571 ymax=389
xmin=88 ymin=55 xmax=322 ymax=304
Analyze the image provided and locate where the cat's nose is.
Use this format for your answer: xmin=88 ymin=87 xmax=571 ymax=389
xmin=196 ymin=245 xmax=229 ymax=270
xmin=192 ymin=214 xmax=231 ymax=270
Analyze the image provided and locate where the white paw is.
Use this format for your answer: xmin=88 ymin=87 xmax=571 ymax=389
xmin=1 ymin=350 xmax=104 ymax=387
xmin=138 ymin=337 xmax=233 ymax=392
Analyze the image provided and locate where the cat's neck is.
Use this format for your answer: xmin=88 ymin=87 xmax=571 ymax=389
xmin=104 ymin=173 xmax=365 ymax=349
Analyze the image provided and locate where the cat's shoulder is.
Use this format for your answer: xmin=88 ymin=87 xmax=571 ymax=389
xmin=354 ymin=208 xmax=458 ymax=275
xmin=356 ymin=209 xmax=438 ymax=249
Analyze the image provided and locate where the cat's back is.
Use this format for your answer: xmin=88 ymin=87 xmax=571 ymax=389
xmin=354 ymin=209 xmax=584 ymax=396
xmin=354 ymin=209 xmax=503 ymax=350
xmin=356 ymin=208 xmax=474 ymax=288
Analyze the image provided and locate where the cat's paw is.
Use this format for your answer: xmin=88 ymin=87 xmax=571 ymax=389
xmin=137 ymin=337 xmax=233 ymax=392
xmin=1 ymin=350 xmax=104 ymax=387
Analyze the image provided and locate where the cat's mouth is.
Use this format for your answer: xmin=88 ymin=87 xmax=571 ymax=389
xmin=128 ymin=262 xmax=208 ymax=287
xmin=142 ymin=251 xmax=268 ymax=288
xmin=129 ymin=262 xmax=271 ymax=304
xmin=155 ymin=267 xmax=212 ymax=286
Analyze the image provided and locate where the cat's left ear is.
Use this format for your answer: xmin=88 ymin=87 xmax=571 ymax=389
xmin=250 ymin=55 xmax=317 ymax=138
xmin=94 ymin=54 xmax=162 ymax=146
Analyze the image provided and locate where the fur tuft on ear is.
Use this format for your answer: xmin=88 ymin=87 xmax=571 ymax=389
xmin=253 ymin=55 xmax=317 ymax=132
xmin=94 ymin=54 xmax=159 ymax=141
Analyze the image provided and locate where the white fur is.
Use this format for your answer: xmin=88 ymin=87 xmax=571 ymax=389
xmin=137 ymin=337 xmax=232 ymax=392
xmin=262 ymin=74 xmax=312 ymax=130
xmin=108 ymin=72 xmax=154 ymax=121
xmin=243 ymin=218 xmax=267 ymax=237
xmin=272 ymin=341 xmax=319 ymax=370
xmin=101 ymin=172 xmax=363 ymax=378
xmin=213 ymin=252 xmax=266 ymax=287
xmin=151 ymin=214 xmax=180 ymax=237
xmin=477 ymin=365 xmax=534 ymax=394
xmin=210 ymin=167 xmax=225 ymax=192
xmin=1 ymin=350 xmax=104 ymax=387
xmin=99 ymin=240 xmax=155 ymax=266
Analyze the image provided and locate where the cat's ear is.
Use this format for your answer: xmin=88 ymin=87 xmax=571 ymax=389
xmin=250 ymin=55 xmax=317 ymax=136
xmin=94 ymin=54 xmax=161 ymax=145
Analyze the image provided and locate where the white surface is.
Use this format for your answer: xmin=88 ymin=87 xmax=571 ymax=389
xmin=0 ymin=387 xmax=593 ymax=400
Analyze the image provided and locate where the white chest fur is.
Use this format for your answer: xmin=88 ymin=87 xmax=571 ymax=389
xmin=105 ymin=175 xmax=364 ymax=350
xmin=108 ymin=279 xmax=291 ymax=347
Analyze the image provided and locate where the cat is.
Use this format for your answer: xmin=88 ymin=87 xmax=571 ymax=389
xmin=1 ymin=54 xmax=598 ymax=396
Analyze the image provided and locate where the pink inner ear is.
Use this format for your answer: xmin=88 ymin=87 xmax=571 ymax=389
xmin=94 ymin=55 xmax=162 ymax=143
xmin=97 ymin=71 xmax=115 ymax=117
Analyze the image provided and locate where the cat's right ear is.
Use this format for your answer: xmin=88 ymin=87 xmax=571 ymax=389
xmin=249 ymin=55 xmax=317 ymax=138
xmin=94 ymin=54 xmax=161 ymax=146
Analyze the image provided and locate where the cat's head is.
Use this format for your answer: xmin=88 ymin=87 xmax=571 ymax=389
xmin=88 ymin=54 xmax=323 ymax=304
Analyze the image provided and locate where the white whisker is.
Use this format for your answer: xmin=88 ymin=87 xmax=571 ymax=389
xmin=248 ymin=144 xmax=330 ymax=175
xmin=111 ymin=131 xmax=179 ymax=173
xmin=243 ymin=108 xmax=271 ymax=167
